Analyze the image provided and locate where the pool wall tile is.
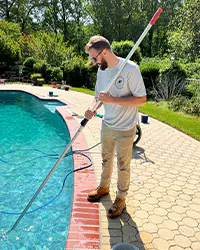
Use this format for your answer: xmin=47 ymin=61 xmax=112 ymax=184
xmin=66 ymin=240 xmax=100 ymax=249
xmin=69 ymin=225 xmax=100 ymax=233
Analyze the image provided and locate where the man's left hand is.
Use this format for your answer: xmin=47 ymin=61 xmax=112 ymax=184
xmin=98 ymin=91 xmax=114 ymax=104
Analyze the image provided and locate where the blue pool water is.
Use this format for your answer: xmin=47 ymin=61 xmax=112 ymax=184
xmin=0 ymin=91 xmax=74 ymax=250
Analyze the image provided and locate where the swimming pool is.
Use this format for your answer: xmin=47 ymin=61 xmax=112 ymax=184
xmin=0 ymin=91 xmax=74 ymax=249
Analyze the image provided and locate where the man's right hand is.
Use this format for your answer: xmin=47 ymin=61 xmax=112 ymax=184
xmin=84 ymin=108 xmax=97 ymax=120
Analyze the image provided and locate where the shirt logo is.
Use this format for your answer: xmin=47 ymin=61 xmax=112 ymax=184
xmin=115 ymin=76 xmax=124 ymax=89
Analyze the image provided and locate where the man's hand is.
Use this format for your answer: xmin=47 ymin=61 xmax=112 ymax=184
xmin=98 ymin=91 xmax=114 ymax=104
xmin=84 ymin=108 xmax=97 ymax=120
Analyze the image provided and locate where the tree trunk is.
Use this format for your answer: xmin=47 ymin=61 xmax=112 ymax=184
xmin=5 ymin=0 xmax=9 ymax=20
xmin=61 ymin=0 xmax=68 ymax=42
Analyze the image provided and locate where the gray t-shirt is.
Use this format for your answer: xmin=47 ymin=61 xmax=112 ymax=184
xmin=95 ymin=58 xmax=146 ymax=131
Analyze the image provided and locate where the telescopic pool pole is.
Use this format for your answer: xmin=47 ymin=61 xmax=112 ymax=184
xmin=0 ymin=8 xmax=163 ymax=240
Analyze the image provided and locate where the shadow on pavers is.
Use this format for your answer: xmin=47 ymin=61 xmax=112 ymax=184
xmin=132 ymin=146 xmax=154 ymax=164
xmin=101 ymin=195 xmax=146 ymax=250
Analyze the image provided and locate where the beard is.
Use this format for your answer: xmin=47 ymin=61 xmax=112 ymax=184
xmin=99 ymin=58 xmax=108 ymax=70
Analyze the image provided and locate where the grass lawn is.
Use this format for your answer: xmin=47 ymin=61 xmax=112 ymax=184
xmin=139 ymin=102 xmax=200 ymax=141
xmin=70 ymin=87 xmax=95 ymax=96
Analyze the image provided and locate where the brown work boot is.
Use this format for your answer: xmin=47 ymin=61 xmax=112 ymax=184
xmin=107 ymin=197 xmax=126 ymax=218
xmin=87 ymin=186 xmax=109 ymax=202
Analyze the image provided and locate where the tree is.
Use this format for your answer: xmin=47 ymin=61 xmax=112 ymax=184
xmin=86 ymin=0 xmax=184 ymax=57
xmin=0 ymin=0 xmax=15 ymax=21
xmin=140 ymin=0 xmax=183 ymax=57
xmin=86 ymin=0 xmax=143 ymax=42
xmin=22 ymin=31 xmax=74 ymax=66
xmin=67 ymin=0 xmax=87 ymax=53
xmin=0 ymin=0 xmax=45 ymax=33
xmin=41 ymin=0 xmax=61 ymax=34
xmin=167 ymin=0 xmax=200 ymax=62
xmin=0 ymin=20 xmax=22 ymax=64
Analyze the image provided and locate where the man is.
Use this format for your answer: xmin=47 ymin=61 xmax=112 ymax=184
xmin=84 ymin=35 xmax=146 ymax=218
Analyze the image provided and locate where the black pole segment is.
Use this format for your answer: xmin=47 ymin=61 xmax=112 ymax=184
xmin=81 ymin=118 xmax=89 ymax=127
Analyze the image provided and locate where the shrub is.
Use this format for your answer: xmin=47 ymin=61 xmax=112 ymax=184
xmin=30 ymin=73 xmax=42 ymax=80
xmin=182 ymin=96 xmax=200 ymax=117
xmin=30 ymin=73 xmax=42 ymax=86
xmin=37 ymin=78 xmax=44 ymax=86
xmin=22 ymin=57 xmax=37 ymax=78
xmin=151 ymin=60 xmax=188 ymax=100
xmin=32 ymin=60 xmax=49 ymax=83
xmin=182 ymin=81 xmax=200 ymax=98
xmin=46 ymin=68 xmax=54 ymax=83
xmin=21 ymin=66 xmax=30 ymax=79
xmin=62 ymin=56 xmax=90 ymax=87
xmin=33 ymin=61 xmax=47 ymax=73
xmin=169 ymin=96 xmax=188 ymax=112
xmin=170 ymin=95 xmax=200 ymax=117
xmin=84 ymin=61 xmax=98 ymax=89
xmin=139 ymin=61 xmax=160 ymax=91
xmin=160 ymin=60 xmax=187 ymax=80
xmin=182 ymin=62 xmax=200 ymax=79
xmin=51 ymin=67 xmax=63 ymax=82
xmin=23 ymin=57 xmax=37 ymax=69
xmin=111 ymin=40 xmax=142 ymax=64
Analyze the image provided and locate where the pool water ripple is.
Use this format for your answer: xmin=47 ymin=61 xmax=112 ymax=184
xmin=0 ymin=91 xmax=74 ymax=249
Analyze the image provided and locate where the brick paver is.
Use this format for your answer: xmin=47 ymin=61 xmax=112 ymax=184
xmin=1 ymin=84 xmax=200 ymax=250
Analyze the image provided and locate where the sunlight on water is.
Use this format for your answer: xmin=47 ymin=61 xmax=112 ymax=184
xmin=0 ymin=91 xmax=74 ymax=250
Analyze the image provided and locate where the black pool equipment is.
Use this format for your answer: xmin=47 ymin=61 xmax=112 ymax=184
xmin=141 ymin=114 xmax=148 ymax=123
xmin=112 ymin=243 xmax=139 ymax=250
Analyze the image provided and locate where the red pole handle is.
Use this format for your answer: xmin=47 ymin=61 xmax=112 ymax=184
xmin=150 ymin=8 xmax=163 ymax=25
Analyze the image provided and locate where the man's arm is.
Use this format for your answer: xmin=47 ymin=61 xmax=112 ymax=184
xmin=98 ymin=92 xmax=146 ymax=106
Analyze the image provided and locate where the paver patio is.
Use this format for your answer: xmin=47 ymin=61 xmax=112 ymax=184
xmin=1 ymin=84 xmax=200 ymax=250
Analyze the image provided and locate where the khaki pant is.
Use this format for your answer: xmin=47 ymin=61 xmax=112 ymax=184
xmin=100 ymin=122 xmax=136 ymax=199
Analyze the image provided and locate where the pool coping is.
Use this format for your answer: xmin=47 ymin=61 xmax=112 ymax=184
xmin=0 ymin=89 xmax=100 ymax=249
xmin=56 ymin=106 xmax=100 ymax=250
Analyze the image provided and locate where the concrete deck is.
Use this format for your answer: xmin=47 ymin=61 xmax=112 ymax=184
xmin=1 ymin=84 xmax=200 ymax=250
